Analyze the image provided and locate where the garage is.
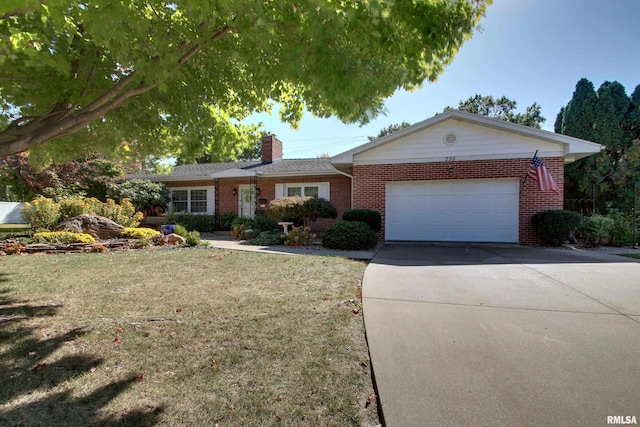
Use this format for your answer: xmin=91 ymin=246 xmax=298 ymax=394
xmin=385 ymin=179 xmax=519 ymax=242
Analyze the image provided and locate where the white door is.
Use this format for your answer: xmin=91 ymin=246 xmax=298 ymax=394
xmin=385 ymin=179 xmax=519 ymax=242
xmin=238 ymin=185 xmax=256 ymax=218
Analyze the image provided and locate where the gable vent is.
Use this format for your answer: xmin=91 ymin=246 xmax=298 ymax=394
xmin=444 ymin=132 xmax=457 ymax=145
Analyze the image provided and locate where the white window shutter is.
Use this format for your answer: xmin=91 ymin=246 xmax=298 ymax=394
xmin=275 ymin=184 xmax=285 ymax=198
xmin=319 ymin=182 xmax=330 ymax=200
xmin=207 ymin=187 xmax=215 ymax=214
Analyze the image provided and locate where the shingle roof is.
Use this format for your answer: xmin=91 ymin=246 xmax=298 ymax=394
xmin=128 ymin=158 xmax=340 ymax=181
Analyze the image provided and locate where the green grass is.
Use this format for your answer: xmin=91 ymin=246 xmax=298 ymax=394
xmin=619 ymin=253 xmax=640 ymax=259
xmin=0 ymin=248 xmax=378 ymax=426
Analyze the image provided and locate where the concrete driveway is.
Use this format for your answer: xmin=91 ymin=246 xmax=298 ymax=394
xmin=363 ymin=243 xmax=640 ymax=427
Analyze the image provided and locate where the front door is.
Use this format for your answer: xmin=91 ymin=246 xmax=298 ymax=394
xmin=238 ymin=185 xmax=255 ymax=218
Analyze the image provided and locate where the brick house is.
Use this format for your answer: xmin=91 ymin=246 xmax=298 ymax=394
xmin=135 ymin=110 xmax=601 ymax=244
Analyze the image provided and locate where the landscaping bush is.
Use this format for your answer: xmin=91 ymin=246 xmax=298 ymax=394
xmin=20 ymin=197 xmax=61 ymax=231
xmin=267 ymin=196 xmax=337 ymax=226
xmin=610 ymin=212 xmax=634 ymax=247
xmin=579 ymin=215 xmax=614 ymax=247
xmin=33 ymin=231 xmax=96 ymax=244
xmin=322 ymin=221 xmax=378 ymax=250
xmin=164 ymin=213 xmax=215 ymax=232
xmin=3 ymin=242 xmax=24 ymax=255
xmin=247 ymin=230 xmax=284 ymax=246
xmin=58 ymin=198 xmax=90 ymax=220
xmin=283 ymin=226 xmax=316 ymax=247
xmin=342 ymin=209 xmax=381 ymax=232
xmin=85 ymin=197 xmax=142 ymax=227
xmin=531 ymin=210 xmax=582 ymax=246
xmin=173 ymin=224 xmax=189 ymax=238
xmin=230 ymin=217 xmax=259 ymax=240
xmin=184 ymin=230 xmax=203 ymax=246
xmin=220 ymin=212 xmax=238 ymax=229
xmin=254 ymin=215 xmax=280 ymax=232
xmin=121 ymin=227 xmax=161 ymax=240
xmin=109 ymin=179 xmax=169 ymax=215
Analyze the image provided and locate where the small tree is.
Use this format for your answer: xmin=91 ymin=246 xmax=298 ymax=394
xmin=267 ymin=196 xmax=338 ymax=226
xmin=109 ymin=179 xmax=169 ymax=216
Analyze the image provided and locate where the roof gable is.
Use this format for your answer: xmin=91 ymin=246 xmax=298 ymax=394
xmin=331 ymin=110 xmax=602 ymax=166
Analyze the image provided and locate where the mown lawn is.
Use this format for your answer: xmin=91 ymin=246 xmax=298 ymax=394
xmin=0 ymin=248 xmax=378 ymax=426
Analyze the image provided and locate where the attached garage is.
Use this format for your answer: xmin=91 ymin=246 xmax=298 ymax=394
xmin=331 ymin=110 xmax=603 ymax=245
xmin=385 ymin=179 xmax=519 ymax=242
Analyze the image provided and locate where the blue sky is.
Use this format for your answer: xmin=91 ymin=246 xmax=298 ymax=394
xmin=248 ymin=0 xmax=640 ymax=159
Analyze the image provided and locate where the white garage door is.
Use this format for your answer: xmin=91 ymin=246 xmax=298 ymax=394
xmin=385 ymin=179 xmax=519 ymax=242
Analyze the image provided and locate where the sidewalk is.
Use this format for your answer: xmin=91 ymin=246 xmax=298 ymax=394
xmin=200 ymin=232 xmax=377 ymax=260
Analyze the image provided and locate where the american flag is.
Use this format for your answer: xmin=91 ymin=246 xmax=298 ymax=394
xmin=527 ymin=155 xmax=559 ymax=193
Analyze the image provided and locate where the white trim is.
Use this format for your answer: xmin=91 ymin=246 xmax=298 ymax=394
xmin=211 ymin=168 xmax=256 ymax=178
xmin=169 ymin=186 xmax=215 ymax=214
xmin=280 ymin=182 xmax=330 ymax=200
xmin=331 ymin=110 xmax=603 ymax=166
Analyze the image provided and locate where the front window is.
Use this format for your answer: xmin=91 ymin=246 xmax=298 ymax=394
xmin=170 ymin=187 xmax=210 ymax=213
xmin=171 ymin=190 xmax=188 ymax=213
xmin=287 ymin=185 xmax=319 ymax=198
xmin=190 ymin=189 xmax=207 ymax=213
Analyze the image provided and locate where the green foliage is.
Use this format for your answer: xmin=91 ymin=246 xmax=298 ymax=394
xmin=531 ymin=210 xmax=582 ymax=246
xmin=84 ymin=198 xmax=143 ymax=228
xmin=254 ymin=215 xmax=280 ymax=233
xmin=578 ymin=215 xmax=614 ymax=247
xmin=444 ymin=94 xmax=546 ymax=128
xmin=368 ymin=122 xmax=412 ymax=141
xmin=33 ymin=231 xmax=96 ymax=244
xmin=165 ymin=213 xmax=215 ymax=232
xmin=283 ymin=226 xmax=316 ymax=247
xmin=267 ymin=196 xmax=337 ymax=226
xmin=609 ymin=212 xmax=634 ymax=247
xmin=322 ymin=221 xmax=378 ymax=250
xmin=220 ymin=212 xmax=238 ymax=229
xmin=109 ymin=179 xmax=170 ymax=215
xmin=342 ymin=209 xmax=382 ymax=232
xmin=173 ymin=225 xmax=189 ymax=238
xmin=20 ymin=197 xmax=60 ymax=231
xmin=184 ymin=231 xmax=202 ymax=247
xmin=0 ymin=1 xmax=489 ymax=161
xmin=121 ymin=227 xmax=161 ymax=240
xmin=247 ymin=230 xmax=284 ymax=246
xmin=58 ymin=198 xmax=90 ymax=220
xmin=558 ymin=79 xmax=640 ymax=213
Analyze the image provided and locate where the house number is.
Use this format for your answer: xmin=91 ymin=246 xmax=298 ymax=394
xmin=445 ymin=156 xmax=456 ymax=162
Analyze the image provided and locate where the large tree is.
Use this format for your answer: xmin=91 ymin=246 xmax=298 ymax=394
xmin=367 ymin=122 xmax=412 ymax=141
xmin=557 ymin=79 xmax=640 ymax=213
xmin=0 ymin=0 xmax=490 ymax=163
xmin=444 ymin=94 xmax=545 ymax=128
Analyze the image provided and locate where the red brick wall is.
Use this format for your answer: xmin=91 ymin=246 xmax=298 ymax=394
xmin=352 ymin=157 xmax=564 ymax=245
xmin=261 ymin=135 xmax=284 ymax=163
xmin=165 ymin=175 xmax=352 ymax=232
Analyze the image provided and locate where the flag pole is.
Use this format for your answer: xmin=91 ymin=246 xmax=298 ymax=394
xmin=520 ymin=150 xmax=538 ymax=194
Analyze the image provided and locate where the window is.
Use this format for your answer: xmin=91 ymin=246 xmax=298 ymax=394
xmin=171 ymin=190 xmax=188 ymax=213
xmin=190 ymin=189 xmax=207 ymax=213
xmin=170 ymin=187 xmax=212 ymax=213
xmin=287 ymin=185 xmax=319 ymax=198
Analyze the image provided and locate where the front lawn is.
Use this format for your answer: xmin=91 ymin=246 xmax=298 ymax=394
xmin=0 ymin=248 xmax=377 ymax=426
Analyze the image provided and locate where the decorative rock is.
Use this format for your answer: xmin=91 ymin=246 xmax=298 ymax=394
xmin=54 ymin=214 xmax=125 ymax=239
xmin=166 ymin=233 xmax=186 ymax=245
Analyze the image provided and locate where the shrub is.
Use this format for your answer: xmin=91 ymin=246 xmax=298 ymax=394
xmin=254 ymin=215 xmax=280 ymax=232
xmin=230 ymin=217 xmax=258 ymax=240
xmin=342 ymin=209 xmax=382 ymax=232
xmin=531 ymin=210 xmax=582 ymax=246
xmin=33 ymin=231 xmax=96 ymax=244
xmin=90 ymin=243 xmax=108 ymax=253
xmin=58 ymin=198 xmax=89 ymax=220
xmin=121 ymin=227 xmax=161 ymax=240
xmin=20 ymin=197 xmax=61 ymax=231
xmin=165 ymin=213 xmax=215 ymax=232
xmin=220 ymin=212 xmax=238 ymax=229
xmin=267 ymin=196 xmax=338 ymax=226
xmin=283 ymin=226 xmax=316 ymax=247
xmin=610 ymin=213 xmax=633 ymax=247
xmin=247 ymin=230 xmax=284 ymax=246
xmin=322 ymin=221 xmax=378 ymax=250
xmin=184 ymin=230 xmax=202 ymax=246
xmin=579 ymin=215 xmax=614 ymax=247
xmin=3 ymin=242 xmax=24 ymax=255
xmin=109 ymin=179 xmax=169 ymax=215
xmin=173 ymin=224 xmax=189 ymax=238
xmin=83 ymin=197 xmax=143 ymax=227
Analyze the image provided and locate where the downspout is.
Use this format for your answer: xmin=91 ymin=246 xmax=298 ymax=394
xmin=334 ymin=169 xmax=354 ymax=209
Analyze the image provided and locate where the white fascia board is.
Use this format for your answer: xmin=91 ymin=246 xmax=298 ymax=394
xmin=331 ymin=110 xmax=603 ymax=165
xmin=258 ymin=170 xmax=341 ymax=178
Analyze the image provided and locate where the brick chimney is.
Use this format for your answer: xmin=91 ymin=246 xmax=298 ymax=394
xmin=261 ymin=134 xmax=283 ymax=164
